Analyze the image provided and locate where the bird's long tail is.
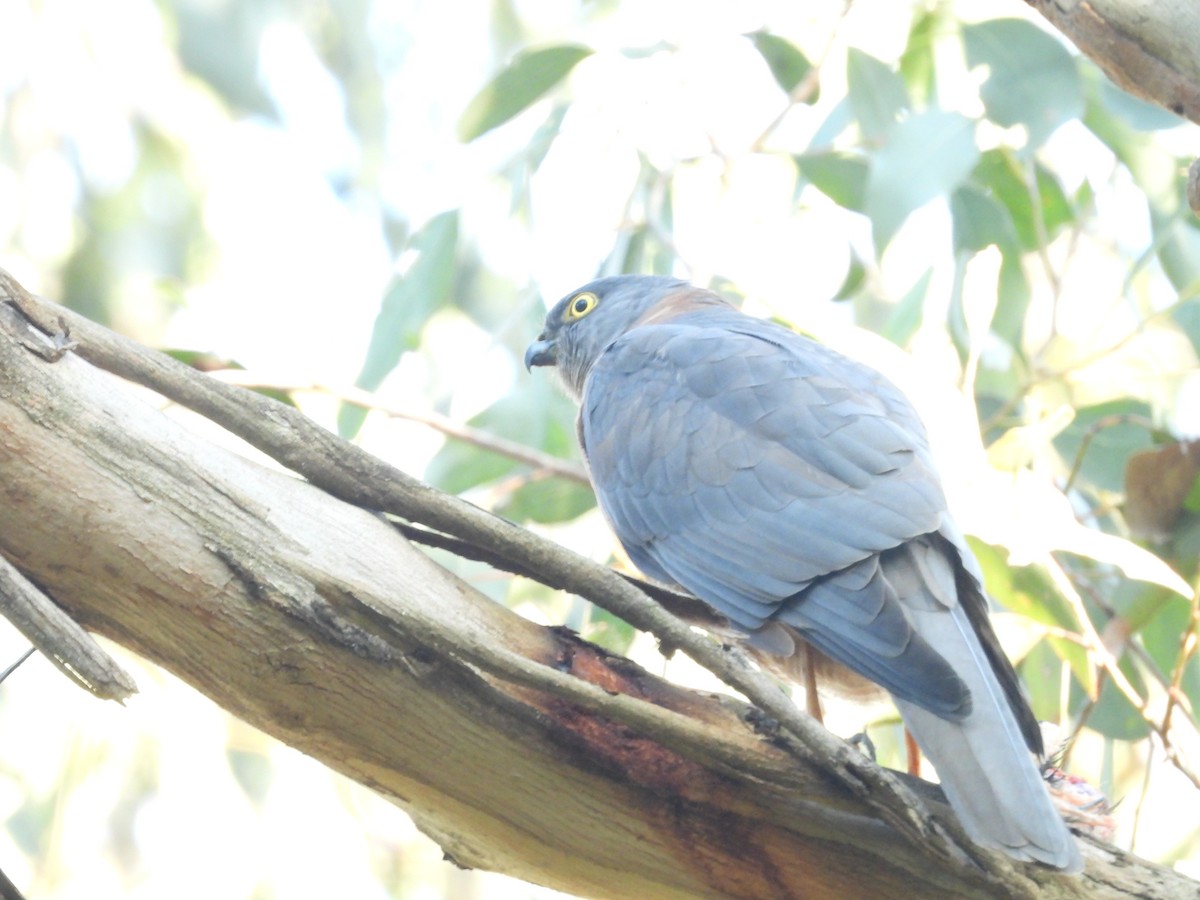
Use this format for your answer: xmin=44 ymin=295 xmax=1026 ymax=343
xmin=893 ymin=573 xmax=1082 ymax=871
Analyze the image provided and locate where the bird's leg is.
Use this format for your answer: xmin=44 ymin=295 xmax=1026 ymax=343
xmin=905 ymin=728 xmax=922 ymax=777
xmin=803 ymin=648 xmax=824 ymax=724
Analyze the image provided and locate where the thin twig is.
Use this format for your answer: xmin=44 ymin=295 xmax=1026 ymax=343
xmin=1062 ymin=413 xmax=1155 ymax=494
xmin=1057 ymin=556 xmax=1200 ymax=790
xmin=1160 ymin=573 xmax=1200 ymax=747
xmin=1026 ymin=156 xmax=1063 ymax=306
xmin=208 ymin=371 xmax=591 ymax=486
xmin=749 ymin=1 xmax=850 ymax=152
xmin=1129 ymin=735 xmax=1156 ymax=854
xmin=0 ymin=552 xmax=137 ymax=702
xmin=0 ymin=647 xmax=35 ymax=685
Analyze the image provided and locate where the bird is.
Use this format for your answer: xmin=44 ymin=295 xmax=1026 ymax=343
xmin=524 ymin=274 xmax=1082 ymax=871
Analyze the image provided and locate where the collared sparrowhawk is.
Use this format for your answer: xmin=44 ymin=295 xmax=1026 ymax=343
xmin=525 ymin=274 xmax=1081 ymax=871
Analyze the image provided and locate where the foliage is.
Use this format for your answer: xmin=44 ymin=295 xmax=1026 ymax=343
xmin=2 ymin=0 xmax=1200 ymax=894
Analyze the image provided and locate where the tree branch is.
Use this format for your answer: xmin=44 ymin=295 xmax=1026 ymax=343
xmin=207 ymin=370 xmax=591 ymax=486
xmin=1026 ymin=0 xmax=1200 ymax=126
xmin=1 ymin=270 xmax=999 ymax=882
xmin=0 ymin=271 xmax=1192 ymax=897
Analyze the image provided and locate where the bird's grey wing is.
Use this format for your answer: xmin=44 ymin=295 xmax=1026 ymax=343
xmin=580 ymin=319 xmax=968 ymax=714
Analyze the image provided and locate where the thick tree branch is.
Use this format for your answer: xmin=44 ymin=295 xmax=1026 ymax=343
xmin=1026 ymin=0 xmax=1200 ymax=126
xmin=2 ymin=271 xmax=995 ymax=883
xmin=1025 ymin=0 xmax=1200 ymax=215
xmin=1025 ymin=0 xmax=1200 ymax=214
xmin=0 ymin=273 xmax=1193 ymax=897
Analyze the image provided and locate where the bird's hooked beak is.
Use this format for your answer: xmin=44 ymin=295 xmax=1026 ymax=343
xmin=524 ymin=335 xmax=557 ymax=371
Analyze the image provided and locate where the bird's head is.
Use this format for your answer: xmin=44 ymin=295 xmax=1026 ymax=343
xmin=525 ymin=274 xmax=711 ymax=399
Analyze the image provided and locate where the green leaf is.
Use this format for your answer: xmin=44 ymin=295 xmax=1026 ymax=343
xmin=747 ymin=31 xmax=815 ymax=99
xmin=1175 ymin=298 xmax=1200 ymax=356
xmin=795 ymin=151 xmax=868 ymax=211
xmin=970 ymin=539 xmax=1076 ymax=630
xmin=581 ymin=606 xmax=638 ymax=655
xmin=458 ymin=45 xmax=593 ymax=141
xmin=425 ymin=382 xmax=578 ymax=495
xmin=808 ymin=96 xmax=855 ymax=148
xmin=881 ymin=268 xmax=931 ymax=347
xmin=1114 ymin=582 xmax=1180 ymax=640
xmin=1139 ymin=596 xmax=1200 ymax=710
xmin=970 ymin=149 xmax=1074 ymax=251
xmin=969 ymin=538 xmax=1097 ymax=697
xmin=1086 ymin=664 xmax=1150 ymax=740
xmin=427 ymin=439 xmax=519 ymax=497
xmin=499 ymin=478 xmax=596 ymax=524
xmin=899 ymin=6 xmax=941 ymax=105
xmin=846 ymin=48 xmax=909 ymax=142
xmin=1151 ymin=214 xmax=1200 ymax=300
xmin=1097 ymin=73 xmax=1184 ymax=132
xmin=1018 ymin=641 xmax=1071 ymax=723
xmin=865 ymin=110 xmax=979 ymax=249
xmin=950 ymin=184 xmax=1017 ymax=254
xmin=833 ymin=251 xmax=867 ymax=301
xmin=1052 ymin=400 xmax=1155 ymax=494
xmin=947 ymin=186 xmax=1030 ymax=350
xmin=962 ymin=18 xmax=1083 ymax=150
xmin=164 ymin=350 xmax=298 ymax=408
xmin=175 ymin=4 xmax=277 ymax=118
xmin=991 ymin=252 xmax=1031 ymax=350
xmin=339 ymin=210 xmax=458 ymax=438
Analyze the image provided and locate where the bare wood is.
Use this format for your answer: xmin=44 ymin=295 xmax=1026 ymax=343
xmin=0 ymin=291 xmax=1192 ymax=896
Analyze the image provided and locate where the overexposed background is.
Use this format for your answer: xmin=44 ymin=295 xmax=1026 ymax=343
xmin=2 ymin=0 xmax=1200 ymax=896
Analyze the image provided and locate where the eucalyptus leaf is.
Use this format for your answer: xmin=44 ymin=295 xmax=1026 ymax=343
xmin=1052 ymin=400 xmax=1155 ymax=495
xmin=339 ymin=210 xmax=459 ymax=437
xmin=833 ymin=251 xmax=867 ymax=301
xmin=991 ymin=252 xmax=1031 ymax=350
xmin=950 ymin=184 xmax=1018 ymax=254
xmin=963 ymin=18 xmax=1083 ymax=150
xmin=899 ymin=7 xmax=940 ymax=105
xmin=747 ymin=31 xmax=816 ymax=99
xmin=1098 ymin=72 xmax=1185 ymax=132
xmin=845 ymin=49 xmax=908 ymax=143
xmin=970 ymin=149 xmax=1074 ymax=251
xmin=1085 ymin=666 xmax=1150 ymax=741
xmin=1150 ymin=214 xmax=1200 ymax=301
xmin=795 ymin=151 xmax=868 ymax=211
xmin=500 ymin=478 xmax=597 ymax=524
xmin=865 ymin=110 xmax=978 ymax=250
xmin=969 ymin=538 xmax=1097 ymax=697
xmin=425 ymin=382 xmax=578 ymax=495
xmin=459 ymin=45 xmax=593 ymax=141
xmin=881 ymin=269 xmax=930 ymax=347
xmin=808 ymin=96 xmax=855 ymax=149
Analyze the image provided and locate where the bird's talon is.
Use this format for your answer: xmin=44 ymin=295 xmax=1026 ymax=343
xmin=847 ymin=731 xmax=877 ymax=762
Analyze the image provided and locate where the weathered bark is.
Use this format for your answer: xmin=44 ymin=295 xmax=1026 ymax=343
xmin=0 ymin=281 xmax=1194 ymax=898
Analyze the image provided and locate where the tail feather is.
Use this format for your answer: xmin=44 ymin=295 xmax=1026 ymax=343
xmin=893 ymin=541 xmax=1082 ymax=871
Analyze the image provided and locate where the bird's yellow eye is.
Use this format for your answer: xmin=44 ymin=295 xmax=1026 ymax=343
xmin=563 ymin=291 xmax=599 ymax=322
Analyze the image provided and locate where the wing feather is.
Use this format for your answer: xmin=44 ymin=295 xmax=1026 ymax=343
xmin=570 ymin=300 xmax=1077 ymax=869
